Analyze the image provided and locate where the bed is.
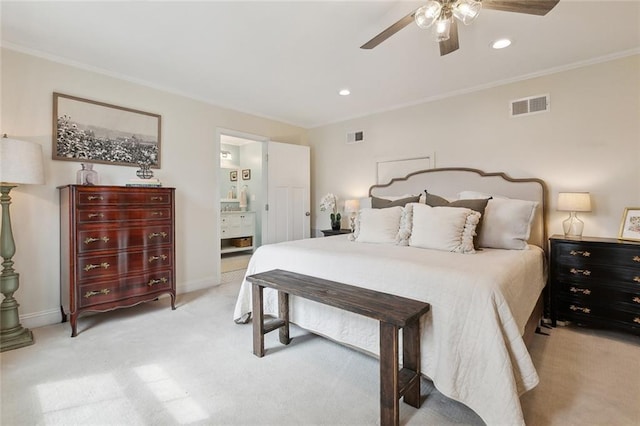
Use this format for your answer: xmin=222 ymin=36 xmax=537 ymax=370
xmin=233 ymin=167 xmax=548 ymax=425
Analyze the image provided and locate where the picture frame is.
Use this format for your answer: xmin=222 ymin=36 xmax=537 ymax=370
xmin=52 ymin=92 xmax=161 ymax=168
xmin=618 ymin=207 xmax=640 ymax=242
xmin=230 ymin=170 xmax=238 ymax=181
xmin=242 ymin=169 xmax=251 ymax=180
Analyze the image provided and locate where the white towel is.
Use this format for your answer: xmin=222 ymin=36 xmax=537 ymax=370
xmin=239 ymin=187 xmax=248 ymax=210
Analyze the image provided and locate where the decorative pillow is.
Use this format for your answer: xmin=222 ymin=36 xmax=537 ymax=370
xmin=371 ymin=195 xmax=420 ymax=208
xmin=458 ymin=191 xmax=538 ymax=250
xmin=424 ymin=191 xmax=490 ymax=249
xmin=350 ymin=206 xmax=403 ymax=244
xmin=409 ymin=204 xmax=480 ymax=253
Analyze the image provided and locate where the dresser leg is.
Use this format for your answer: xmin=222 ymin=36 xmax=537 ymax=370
xmin=70 ymin=315 xmax=78 ymax=338
xmin=60 ymin=306 xmax=67 ymax=323
xmin=170 ymin=293 xmax=176 ymax=310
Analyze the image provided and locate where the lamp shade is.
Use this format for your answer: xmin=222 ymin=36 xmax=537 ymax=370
xmin=557 ymin=192 xmax=591 ymax=212
xmin=344 ymin=199 xmax=360 ymax=213
xmin=0 ymin=136 xmax=45 ymax=185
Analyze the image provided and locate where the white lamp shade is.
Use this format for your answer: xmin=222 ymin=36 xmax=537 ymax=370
xmin=557 ymin=192 xmax=591 ymax=212
xmin=0 ymin=136 xmax=45 ymax=185
xmin=344 ymin=199 xmax=360 ymax=213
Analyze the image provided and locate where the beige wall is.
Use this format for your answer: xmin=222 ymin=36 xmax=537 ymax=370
xmin=308 ymin=55 xmax=640 ymax=237
xmin=1 ymin=48 xmax=307 ymax=328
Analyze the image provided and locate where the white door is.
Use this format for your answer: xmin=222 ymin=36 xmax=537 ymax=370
xmin=264 ymin=141 xmax=310 ymax=244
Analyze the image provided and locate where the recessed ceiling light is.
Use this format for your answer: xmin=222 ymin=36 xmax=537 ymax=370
xmin=338 ymin=89 xmax=351 ymax=96
xmin=491 ymin=38 xmax=512 ymax=49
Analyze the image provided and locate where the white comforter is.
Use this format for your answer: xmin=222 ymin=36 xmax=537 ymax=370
xmin=233 ymin=235 xmax=545 ymax=425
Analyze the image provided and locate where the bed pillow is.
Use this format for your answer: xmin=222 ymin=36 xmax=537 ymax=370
xmin=458 ymin=191 xmax=538 ymax=250
xmin=371 ymin=195 xmax=420 ymax=208
xmin=350 ymin=206 xmax=403 ymax=244
xmin=424 ymin=191 xmax=490 ymax=249
xmin=409 ymin=203 xmax=480 ymax=254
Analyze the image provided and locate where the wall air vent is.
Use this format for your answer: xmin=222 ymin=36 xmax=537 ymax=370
xmin=510 ymin=94 xmax=550 ymax=117
xmin=346 ymin=131 xmax=364 ymax=144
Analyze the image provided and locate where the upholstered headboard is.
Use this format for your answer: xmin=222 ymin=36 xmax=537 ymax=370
xmin=368 ymin=167 xmax=548 ymax=250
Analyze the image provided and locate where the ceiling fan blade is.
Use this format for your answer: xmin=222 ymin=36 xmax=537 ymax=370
xmin=360 ymin=10 xmax=416 ymax=49
xmin=439 ymin=19 xmax=459 ymax=56
xmin=482 ymin=0 xmax=560 ymax=16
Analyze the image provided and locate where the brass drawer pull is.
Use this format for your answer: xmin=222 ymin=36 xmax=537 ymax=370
xmin=634 ymin=256 xmax=640 ymax=262
xmin=148 ymin=232 xmax=168 ymax=240
xmin=84 ymin=262 xmax=110 ymax=272
xmin=150 ymin=196 xmax=164 ymax=201
xmin=570 ymin=250 xmax=591 ymax=257
xmin=87 ymin=213 xmax=104 ymax=219
xmin=569 ymin=305 xmax=591 ymax=314
xmin=570 ymin=268 xmax=591 ymax=276
xmin=570 ymin=287 xmax=591 ymax=295
xmin=87 ymin=195 xmax=104 ymax=201
xmin=151 ymin=211 xmax=164 ymax=216
xmin=84 ymin=236 xmax=110 ymax=245
xmin=634 ymin=276 xmax=640 ymax=283
xmin=84 ymin=288 xmax=110 ymax=298
xmin=148 ymin=254 xmax=168 ymax=263
xmin=148 ymin=277 xmax=168 ymax=287
xmin=633 ymin=297 xmax=640 ymax=304
xmin=635 ymin=317 xmax=640 ymax=324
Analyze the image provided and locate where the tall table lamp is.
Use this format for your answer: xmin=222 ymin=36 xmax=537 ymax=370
xmin=557 ymin=192 xmax=591 ymax=238
xmin=0 ymin=134 xmax=44 ymax=351
xmin=344 ymin=199 xmax=360 ymax=232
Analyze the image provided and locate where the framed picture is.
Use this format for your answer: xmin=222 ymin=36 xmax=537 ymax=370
xmin=242 ymin=169 xmax=251 ymax=180
xmin=618 ymin=207 xmax=640 ymax=242
xmin=230 ymin=170 xmax=238 ymax=181
xmin=53 ymin=92 xmax=161 ymax=168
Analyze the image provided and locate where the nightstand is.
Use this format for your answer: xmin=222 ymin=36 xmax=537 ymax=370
xmin=549 ymin=234 xmax=640 ymax=336
xmin=321 ymin=229 xmax=352 ymax=237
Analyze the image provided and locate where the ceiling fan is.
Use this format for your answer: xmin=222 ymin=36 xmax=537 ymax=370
xmin=361 ymin=0 xmax=560 ymax=56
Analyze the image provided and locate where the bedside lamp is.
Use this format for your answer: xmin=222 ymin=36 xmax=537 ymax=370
xmin=557 ymin=192 xmax=591 ymax=238
xmin=0 ymin=134 xmax=45 ymax=351
xmin=344 ymin=199 xmax=360 ymax=232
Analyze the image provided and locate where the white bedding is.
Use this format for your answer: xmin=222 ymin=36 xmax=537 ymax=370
xmin=233 ymin=235 xmax=545 ymax=425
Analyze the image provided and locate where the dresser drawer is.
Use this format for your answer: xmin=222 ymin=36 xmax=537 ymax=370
xmin=77 ymin=225 xmax=173 ymax=253
xmin=556 ymin=281 xmax=640 ymax=309
xmin=77 ymin=207 xmax=172 ymax=224
xmin=77 ymin=189 xmax=172 ymax=207
xmin=557 ymin=296 xmax=640 ymax=330
xmin=556 ymin=242 xmax=640 ymax=269
xmin=77 ymin=248 xmax=173 ymax=282
xmin=78 ymin=270 xmax=174 ymax=308
xmin=555 ymin=263 xmax=640 ymax=287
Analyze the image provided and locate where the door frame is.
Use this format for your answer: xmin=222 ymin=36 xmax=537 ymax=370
xmin=216 ymin=128 xmax=268 ymax=284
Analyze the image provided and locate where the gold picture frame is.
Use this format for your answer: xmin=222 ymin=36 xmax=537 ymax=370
xmin=53 ymin=92 xmax=161 ymax=168
xmin=618 ymin=207 xmax=640 ymax=242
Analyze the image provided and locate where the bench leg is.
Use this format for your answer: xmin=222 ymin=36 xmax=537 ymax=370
xmin=278 ymin=291 xmax=291 ymax=345
xmin=402 ymin=319 xmax=421 ymax=408
xmin=252 ymin=283 xmax=265 ymax=357
xmin=380 ymin=321 xmax=399 ymax=426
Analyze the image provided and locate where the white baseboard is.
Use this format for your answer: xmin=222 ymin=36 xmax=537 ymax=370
xmin=20 ymin=308 xmax=63 ymax=330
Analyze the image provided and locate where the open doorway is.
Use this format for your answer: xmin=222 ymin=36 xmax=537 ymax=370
xmin=218 ymin=131 xmax=266 ymax=275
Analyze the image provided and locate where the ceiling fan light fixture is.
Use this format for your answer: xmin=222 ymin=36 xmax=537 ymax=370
xmin=432 ymin=17 xmax=451 ymax=42
xmin=452 ymin=0 xmax=482 ymax=25
xmin=414 ymin=1 xmax=442 ymax=29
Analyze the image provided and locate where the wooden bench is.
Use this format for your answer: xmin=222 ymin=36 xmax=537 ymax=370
xmin=246 ymin=269 xmax=431 ymax=426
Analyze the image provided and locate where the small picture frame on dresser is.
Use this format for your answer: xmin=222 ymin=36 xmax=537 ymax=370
xmin=618 ymin=207 xmax=640 ymax=241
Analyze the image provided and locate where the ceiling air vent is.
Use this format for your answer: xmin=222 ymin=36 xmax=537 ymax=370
xmin=346 ymin=131 xmax=364 ymax=144
xmin=510 ymin=94 xmax=549 ymax=117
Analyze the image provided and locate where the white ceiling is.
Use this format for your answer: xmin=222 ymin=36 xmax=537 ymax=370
xmin=2 ymin=1 xmax=639 ymax=128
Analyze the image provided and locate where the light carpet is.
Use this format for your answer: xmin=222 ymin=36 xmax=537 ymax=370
xmin=1 ymin=277 xmax=639 ymax=425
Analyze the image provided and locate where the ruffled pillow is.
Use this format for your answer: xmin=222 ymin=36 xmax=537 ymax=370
xmin=349 ymin=206 xmax=403 ymax=244
xmin=409 ymin=204 xmax=480 ymax=254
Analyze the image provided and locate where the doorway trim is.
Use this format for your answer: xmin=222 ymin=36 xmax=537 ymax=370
xmin=216 ymin=128 xmax=269 ymax=284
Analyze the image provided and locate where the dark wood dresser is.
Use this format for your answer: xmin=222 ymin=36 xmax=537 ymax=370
xmin=59 ymin=185 xmax=176 ymax=337
xmin=549 ymin=234 xmax=640 ymax=335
